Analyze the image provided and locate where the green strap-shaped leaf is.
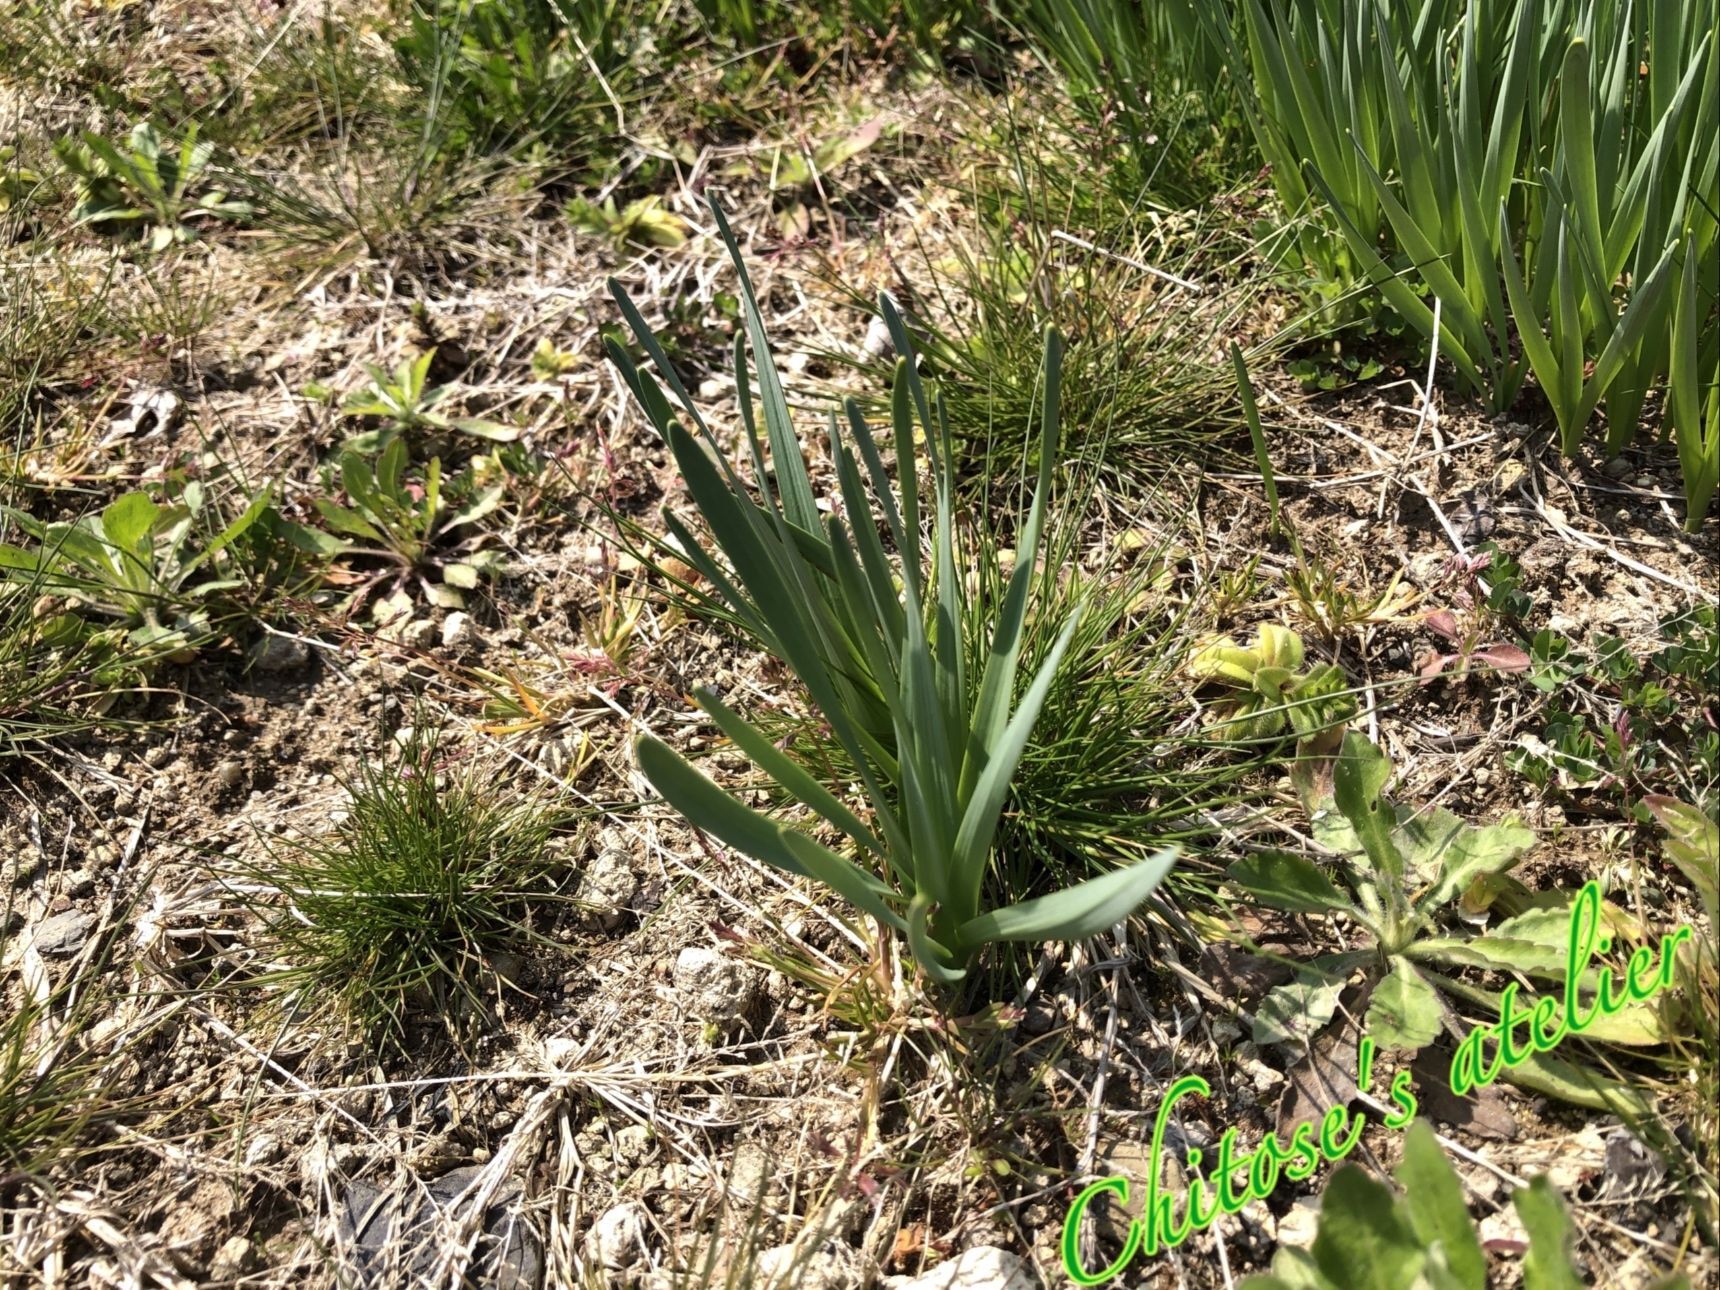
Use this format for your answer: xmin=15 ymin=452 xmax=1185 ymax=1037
xmin=1501 ymin=204 xmax=1573 ymax=437
xmin=638 ymin=734 xmax=904 ymax=936
xmin=708 ymin=200 xmax=821 ymax=536
xmin=693 ymin=687 xmax=885 ymax=860
xmin=954 ymin=846 xmax=1178 ymax=949
xmin=637 ymin=733 xmax=814 ymax=879
xmin=776 ymin=828 xmax=907 ymax=934
xmin=312 ymin=500 xmax=384 ymax=543
xmin=948 ymin=611 xmax=1082 ymax=921
xmin=961 ymin=326 xmax=1062 ymax=803
xmin=1557 ymin=40 xmax=1607 ymax=292
xmin=1406 ymin=934 xmax=1568 ymax=979
xmin=1575 ymin=236 xmax=1681 ymax=430
xmin=907 ymin=891 xmax=963 ymax=983
xmin=1306 ymin=165 xmax=1486 ymax=394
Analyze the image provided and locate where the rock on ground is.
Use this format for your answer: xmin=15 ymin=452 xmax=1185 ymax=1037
xmin=584 ymin=1200 xmax=650 ymax=1272
xmin=885 ymin=1246 xmax=1039 ymax=1290
xmin=339 ymin=1166 xmax=542 ymax=1289
xmin=29 ymin=909 xmax=93 ymax=957
xmin=672 ymin=945 xmax=759 ymax=1031
xmin=575 ymin=835 xmax=641 ymax=930
xmin=755 ymin=1242 xmax=860 ymax=1289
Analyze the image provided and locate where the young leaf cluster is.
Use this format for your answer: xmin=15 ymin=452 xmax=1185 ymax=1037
xmin=1507 ymin=606 xmax=1719 ymax=811
xmin=1243 ymin=1120 xmax=1642 ymax=1290
xmin=54 ymin=123 xmax=251 ymax=250
xmin=615 ymin=200 xmax=1179 ymax=984
xmin=1188 ymin=623 xmax=1355 ymax=742
xmin=315 ymin=438 xmax=506 ymax=608
xmin=0 ymin=484 xmax=280 ymax=659
xmin=342 ymin=350 xmax=517 ymax=450
xmin=1234 ymin=731 xmax=1665 ymax=1108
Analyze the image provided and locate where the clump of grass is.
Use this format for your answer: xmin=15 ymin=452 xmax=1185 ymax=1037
xmin=0 ymin=883 xmax=152 ymax=1191
xmin=0 ymin=577 xmax=157 ymax=760
xmin=0 ymin=241 xmax=115 ymax=438
xmin=0 ymin=952 xmax=105 ymax=1182
xmin=848 ymin=100 xmax=1264 ymax=493
xmin=247 ymin=727 xmax=566 ymax=1049
xmin=973 ymin=486 xmax=1273 ymax=929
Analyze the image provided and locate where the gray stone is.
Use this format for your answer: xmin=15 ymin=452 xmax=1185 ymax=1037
xmin=249 ymin=634 xmax=310 ymax=673
xmin=584 ymin=1200 xmax=649 ymax=1272
xmin=31 ymin=910 xmax=93 ymax=957
xmin=885 ymin=1246 xmax=1037 ymax=1290
xmin=441 ymin=611 xmax=476 ymax=649
xmin=755 ymin=1242 xmax=860 ymax=1290
xmin=673 ymin=945 xmax=758 ymax=1032
xmin=338 ymin=1166 xmax=542 ymax=1289
xmin=209 ymin=1235 xmax=253 ymax=1280
xmin=576 ymin=840 xmax=641 ymax=930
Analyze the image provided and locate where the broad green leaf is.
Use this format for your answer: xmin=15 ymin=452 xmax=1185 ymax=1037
xmin=1253 ymin=968 xmax=1345 ymax=1047
xmin=1310 ymin=1165 xmax=1426 ymax=1289
xmin=1367 ymin=958 xmax=1444 ymax=1050
xmin=450 ymin=417 xmax=519 ymax=442
xmin=101 ymin=492 xmax=160 ymax=560
xmin=1242 ymin=1244 xmax=1343 ymax=1290
xmin=1484 ymin=905 xmax=1576 ymax=955
xmin=1435 ymin=969 xmax=1671 ymax=1045
xmin=424 ymin=581 xmax=464 ymax=610
xmin=1334 ymin=732 xmax=1408 ymax=884
xmin=954 ymin=847 xmax=1178 ymax=948
xmin=1395 ymin=1121 xmax=1487 ymax=1290
xmin=448 ymin=481 xmax=505 ymax=529
xmin=1642 ymin=794 xmax=1718 ymax=927
xmin=1408 ymin=934 xmax=1568 ymax=979
xmin=1228 ymin=851 xmax=1356 ymax=915
xmin=1405 ymin=809 xmax=1536 ymax=910
xmin=1514 ymin=1176 xmax=1584 ymax=1290
xmin=312 ymin=500 xmax=384 ymax=543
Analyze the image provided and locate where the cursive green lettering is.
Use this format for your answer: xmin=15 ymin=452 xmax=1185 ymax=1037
xmin=1061 ymin=1177 xmax=1140 ymax=1285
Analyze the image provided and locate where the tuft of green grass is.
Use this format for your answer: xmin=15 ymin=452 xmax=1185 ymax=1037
xmin=0 ymin=882 xmax=150 ymax=1189
xmin=243 ymin=727 xmax=567 ymax=1049
xmin=0 ymin=582 xmax=143 ymax=759
xmin=0 ymin=242 xmax=115 ymax=441
xmin=973 ymin=488 xmax=1275 ymax=934
xmin=844 ymin=102 xmax=1263 ymax=494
